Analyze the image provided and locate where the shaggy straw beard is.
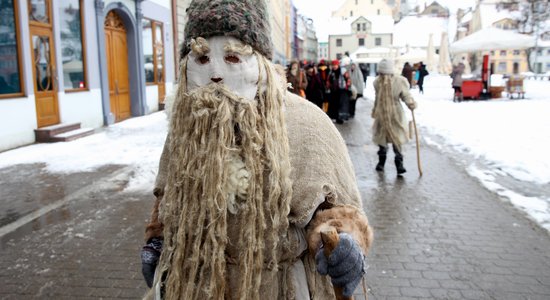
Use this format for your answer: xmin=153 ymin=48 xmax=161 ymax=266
xmin=156 ymin=56 xmax=292 ymax=300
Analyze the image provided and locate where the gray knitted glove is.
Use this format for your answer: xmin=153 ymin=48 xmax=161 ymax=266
xmin=315 ymin=233 xmax=365 ymax=297
xmin=141 ymin=237 xmax=163 ymax=288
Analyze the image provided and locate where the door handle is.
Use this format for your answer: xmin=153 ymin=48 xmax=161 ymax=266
xmin=115 ymin=80 xmax=119 ymax=95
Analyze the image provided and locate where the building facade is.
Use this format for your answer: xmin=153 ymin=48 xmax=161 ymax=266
xmin=466 ymin=0 xmax=529 ymax=75
xmin=0 ymin=0 xmax=175 ymax=152
xmin=328 ymin=15 xmax=393 ymax=60
xmin=332 ymin=0 xmax=393 ymax=20
xmin=318 ymin=42 xmax=329 ymax=61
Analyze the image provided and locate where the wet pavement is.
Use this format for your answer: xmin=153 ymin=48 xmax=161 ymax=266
xmin=0 ymin=99 xmax=549 ymax=299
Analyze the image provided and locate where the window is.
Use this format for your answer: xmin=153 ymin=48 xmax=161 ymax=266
xmin=358 ymin=38 xmax=365 ymax=46
xmin=375 ymin=37 xmax=381 ymax=46
xmin=500 ymin=50 xmax=506 ymax=56
xmin=0 ymin=0 xmax=24 ymax=98
xmin=536 ymin=49 xmax=542 ymax=55
xmin=355 ymin=0 xmax=358 ymax=4
xmin=498 ymin=62 xmax=507 ymax=72
xmin=377 ymin=9 xmax=380 ymax=15
xmin=350 ymin=11 xmax=353 ymax=17
xmin=143 ymin=19 xmax=165 ymax=84
xmin=59 ymin=0 xmax=87 ymax=91
xmin=547 ymin=49 xmax=550 ymax=55
xmin=513 ymin=50 xmax=520 ymax=55
xmin=490 ymin=50 xmax=495 ymax=55
xmin=336 ymin=38 xmax=342 ymax=47
xmin=362 ymin=23 xmax=366 ymax=31
xmin=371 ymin=0 xmax=373 ymax=4
xmin=357 ymin=23 xmax=361 ymax=31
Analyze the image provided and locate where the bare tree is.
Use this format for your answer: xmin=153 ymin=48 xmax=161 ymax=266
xmin=515 ymin=0 xmax=550 ymax=72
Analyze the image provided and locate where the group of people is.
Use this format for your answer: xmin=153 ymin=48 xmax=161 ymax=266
xmin=400 ymin=61 xmax=429 ymax=93
xmin=286 ymin=57 xmax=418 ymax=175
xmin=286 ymin=55 xmax=366 ymax=124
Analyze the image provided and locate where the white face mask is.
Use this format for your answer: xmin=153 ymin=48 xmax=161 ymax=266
xmin=186 ymin=36 xmax=260 ymax=101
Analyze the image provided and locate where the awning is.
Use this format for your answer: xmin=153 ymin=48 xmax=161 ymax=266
xmin=450 ymin=27 xmax=536 ymax=53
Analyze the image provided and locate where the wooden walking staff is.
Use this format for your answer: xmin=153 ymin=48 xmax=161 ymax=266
xmin=411 ymin=110 xmax=423 ymax=176
xmin=320 ymin=225 xmax=354 ymax=300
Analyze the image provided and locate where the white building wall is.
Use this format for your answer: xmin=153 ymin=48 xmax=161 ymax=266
xmin=58 ymin=89 xmax=104 ymax=129
xmin=0 ymin=96 xmax=37 ymax=152
xmin=329 ymin=34 xmax=392 ymax=59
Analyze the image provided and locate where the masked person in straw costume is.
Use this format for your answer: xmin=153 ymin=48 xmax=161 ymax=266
xmin=371 ymin=59 xmax=417 ymax=175
xmin=140 ymin=0 xmax=373 ymax=299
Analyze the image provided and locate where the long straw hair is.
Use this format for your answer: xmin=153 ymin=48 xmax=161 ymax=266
xmin=155 ymin=52 xmax=292 ymax=299
xmin=374 ymin=74 xmax=407 ymax=148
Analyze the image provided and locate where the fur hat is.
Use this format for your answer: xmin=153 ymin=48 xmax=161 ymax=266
xmin=378 ymin=59 xmax=394 ymax=75
xmin=180 ymin=0 xmax=273 ymax=60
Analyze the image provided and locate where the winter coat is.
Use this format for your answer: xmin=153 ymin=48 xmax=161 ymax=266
xmin=147 ymin=93 xmax=372 ymax=300
xmin=417 ymin=65 xmax=429 ymax=86
xmin=305 ymin=73 xmax=325 ymax=107
xmin=371 ymin=75 xmax=416 ymax=146
xmin=350 ymin=64 xmax=365 ymax=98
xmin=287 ymin=70 xmax=308 ymax=96
xmin=451 ymin=63 xmax=465 ymax=87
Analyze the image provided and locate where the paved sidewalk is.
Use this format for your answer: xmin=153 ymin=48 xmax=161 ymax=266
xmin=0 ymin=99 xmax=549 ymax=299
xmin=345 ymin=99 xmax=550 ymax=299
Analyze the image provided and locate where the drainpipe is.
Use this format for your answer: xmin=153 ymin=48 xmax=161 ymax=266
xmin=135 ymin=0 xmax=148 ymax=115
xmin=94 ymin=0 xmax=115 ymax=125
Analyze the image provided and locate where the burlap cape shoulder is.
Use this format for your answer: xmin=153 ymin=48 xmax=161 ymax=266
xmin=284 ymin=93 xmax=362 ymax=228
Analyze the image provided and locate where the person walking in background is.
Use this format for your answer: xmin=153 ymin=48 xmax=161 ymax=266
xmin=327 ymin=59 xmax=351 ymax=124
xmin=416 ymin=62 xmax=429 ymax=94
xmin=451 ymin=62 xmax=465 ymax=102
xmin=401 ymin=62 xmax=413 ymax=88
xmin=317 ymin=60 xmax=331 ymax=112
xmin=371 ymin=59 xmax=417 ymax=175
xmin=305 ymin=64 xmax=325 ymax=108
xmin=286 ymin=60 xmax=307 ymax=97
xmin=349 ymin=62 xmax=365 ymax=118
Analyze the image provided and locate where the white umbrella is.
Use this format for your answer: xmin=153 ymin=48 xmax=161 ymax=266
xmin=450 ymin=27 xmax=536 ymax=53
xmin=438 ymin=32 xmax=452 ymax=75
xmin=426 ymin=33 xmax=436 ymax=72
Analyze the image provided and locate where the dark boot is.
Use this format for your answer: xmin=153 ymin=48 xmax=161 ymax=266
xmin=375 ymin=146 xmax=387 ymax=171
xmin=393 ymin=145 xmax=406 ymax=175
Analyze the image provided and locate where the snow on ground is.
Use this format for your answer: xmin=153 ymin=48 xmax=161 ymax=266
xmin=0 ymin=112 xmax=168 ymax=193
xmin=364 ymin=74 xmax=550 ymax=232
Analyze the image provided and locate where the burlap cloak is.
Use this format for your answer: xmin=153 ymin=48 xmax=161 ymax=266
xmin=148 ymin=92 xmax=370 ymax=299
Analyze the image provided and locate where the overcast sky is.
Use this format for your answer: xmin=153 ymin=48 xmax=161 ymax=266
xmin=292 ymin=0 xmax=477 ymax=42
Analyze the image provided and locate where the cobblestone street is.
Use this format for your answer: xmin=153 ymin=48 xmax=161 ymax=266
xmin=0 ymin=99 xmax=549 ymax=299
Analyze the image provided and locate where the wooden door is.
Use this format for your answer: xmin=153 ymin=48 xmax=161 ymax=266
xmin=29 ymin=0 xmax=59 ymax=128
xmin=104 ymin=11 xmax=131 ymax=122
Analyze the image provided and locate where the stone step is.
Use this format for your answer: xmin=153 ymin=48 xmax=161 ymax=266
xmin=35 ymin=123 xmax=81 ymax=142
xmin=49 ymin=128 xmax=95 ymax=142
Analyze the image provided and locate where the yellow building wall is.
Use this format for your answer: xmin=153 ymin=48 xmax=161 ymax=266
xmin=490 ymin=50 xmax=529 ymax=74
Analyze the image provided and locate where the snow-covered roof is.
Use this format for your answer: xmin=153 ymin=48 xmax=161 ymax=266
xmin=479 ymin=3 xmax=521 ymax=29
xmin=393 ymin=15 xmax=448 ymax=48
xmin=327 ymin=15 xmax=394 ymax=36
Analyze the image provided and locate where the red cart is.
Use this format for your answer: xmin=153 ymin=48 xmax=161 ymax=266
xmin=462 ymin=80 xmax=483 ymax=100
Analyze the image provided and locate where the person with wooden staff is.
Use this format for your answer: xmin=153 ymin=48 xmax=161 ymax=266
xmin=371 ymin=59 xmax=417 ymax=175
xmin=139 ymin=0 xmax=373 ymax=299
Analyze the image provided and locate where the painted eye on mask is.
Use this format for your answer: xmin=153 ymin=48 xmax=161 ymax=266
xmin=224 ymin=54 xmax=241 ymax=64
xmin=196 ymin=55 xmax=210 ymax=65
